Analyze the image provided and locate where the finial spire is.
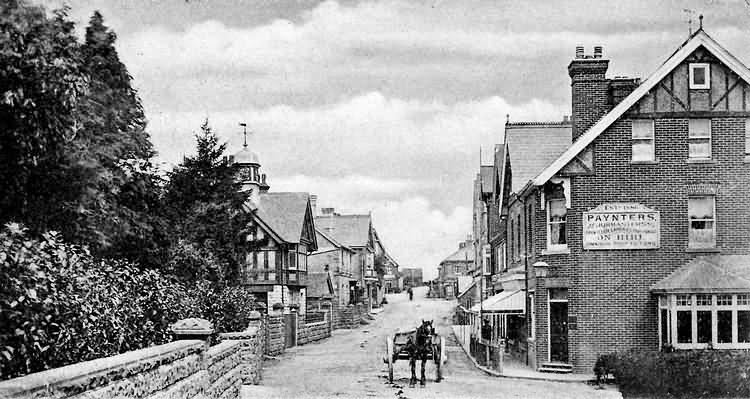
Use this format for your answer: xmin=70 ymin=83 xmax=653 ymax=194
xmin=239 ymin=122 xmax=249 ymax=148
xmin=699 ymin=14 xmax=703 ymax=30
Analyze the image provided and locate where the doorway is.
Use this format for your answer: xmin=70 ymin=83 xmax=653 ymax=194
xmin=284 ymin=311 xmax=297 ymax=348
xmin=548 ymin=288 xmax=568 ymax=363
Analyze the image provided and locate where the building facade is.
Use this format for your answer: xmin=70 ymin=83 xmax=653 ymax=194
xmin=314 ymin=210 xmax=379 ymax=311
xmin=233 ymin=146 xmax=317 ymax=315
xmin=437 ymin=240 xmax=475 ymax=298
xmin=490 ymin=30 xmax=750 ymax=373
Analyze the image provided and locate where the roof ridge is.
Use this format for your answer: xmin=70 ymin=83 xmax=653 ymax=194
xmin=507 ymin=121 xmax=572 ymax=127
xmin=534 ymin=30 xmax=750 ymax=187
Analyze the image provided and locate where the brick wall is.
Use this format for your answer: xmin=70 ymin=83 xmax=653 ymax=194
xmin=525 ymin=115 xmax=750 ymax=372
xmin=0 ymin=318 xmax=265 ymax=399
xmin=569 ymin=57 xmax=610 ymax=142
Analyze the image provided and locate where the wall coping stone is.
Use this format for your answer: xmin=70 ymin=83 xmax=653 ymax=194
xmin=171 ymin=317 xmax=214 ymax=336
xmin=207 ymin=341 xmax=241 ymax=362
xmin=0 ymin=340 xmax=203 ymax=398
xmin=220 ymin=327 xmax=258 ymax=340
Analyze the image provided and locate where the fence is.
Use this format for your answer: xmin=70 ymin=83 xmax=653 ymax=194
xmin=455 ymin=305 xmax=506 ymax=373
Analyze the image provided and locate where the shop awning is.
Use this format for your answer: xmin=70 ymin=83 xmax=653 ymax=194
xmin=651 ymin=255 xmax=750 ymax=293
xmin=470 ymin=290 xmax=525 ymax=314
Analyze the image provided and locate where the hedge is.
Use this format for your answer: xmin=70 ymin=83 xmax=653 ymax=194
xmin=595 ymin=349 xmax=750 ymax=398
xmin=0 ymin=223 xmax=256 ymax=380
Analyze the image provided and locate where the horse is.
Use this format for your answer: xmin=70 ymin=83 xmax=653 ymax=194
xmin=404 ymin=319 xmax=440 ymax=386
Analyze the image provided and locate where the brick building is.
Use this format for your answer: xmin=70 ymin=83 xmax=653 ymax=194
xmin=486 ymin=29 xmax=750 ymax=373
xmin=437 ymin=240 xmax=475 ymax=298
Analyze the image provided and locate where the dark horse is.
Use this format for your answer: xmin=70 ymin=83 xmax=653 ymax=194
xmin=404 ymin=320 xmax=441 ymax=386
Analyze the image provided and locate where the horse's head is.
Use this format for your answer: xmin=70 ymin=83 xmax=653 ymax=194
xmin=417 ymin=319 xmax=435 ymax=338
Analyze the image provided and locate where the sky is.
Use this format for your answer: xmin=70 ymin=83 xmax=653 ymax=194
xmin=37 ymin=0 xmax=750 ymax=280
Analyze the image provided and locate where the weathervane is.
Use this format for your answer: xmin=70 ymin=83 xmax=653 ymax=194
xmin=239 ymin=122 xmax=250 ymax=148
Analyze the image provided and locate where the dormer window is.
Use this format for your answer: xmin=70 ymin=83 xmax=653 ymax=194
xmin=689 ymin=63 xmax=710 ymax=90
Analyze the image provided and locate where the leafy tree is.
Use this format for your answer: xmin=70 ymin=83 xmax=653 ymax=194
xmin=0 ymin=5 xmax=166 ymax=266
xmin=163 ymin=120 xmax=251 ymax=283
xmin=62 ymin=11 xmax=165 ymax=263
xmin=0 ymin=1 xmax=85 ymax=227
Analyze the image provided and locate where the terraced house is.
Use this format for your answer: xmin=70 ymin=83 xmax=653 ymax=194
xmin=486 ymin=27 xmax=750 ymax=374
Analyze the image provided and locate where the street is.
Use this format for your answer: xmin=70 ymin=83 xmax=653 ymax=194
xmin=243 ymin=287 xmax=621 ymax=399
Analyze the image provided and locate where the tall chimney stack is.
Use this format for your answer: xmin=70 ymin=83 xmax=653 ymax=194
xmin=568 ymin=46 xmax=610 ymax=142
xmin=310 ymin=195 xmax=318 ymax=216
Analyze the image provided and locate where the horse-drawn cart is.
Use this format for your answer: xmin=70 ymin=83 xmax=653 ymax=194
xmin=383 ymin=320 xmax=446 ymax=385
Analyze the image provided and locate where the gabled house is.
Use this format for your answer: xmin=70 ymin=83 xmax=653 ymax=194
xmin=493 ymin=28 xmax=750 ymax=373
xmin=308 ymin=226 xmax=356 ymax=328
xmin=438 ymin=239 xmax=475 ymax=298
xmin=314 ymin=210 xmax=378 ymax=311
xmin=233 ymin=146 xmax=317 ymax=314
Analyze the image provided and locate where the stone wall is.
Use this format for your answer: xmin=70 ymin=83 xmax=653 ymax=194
xmin=298 ymin=309 xmax=331 ymax=345
xmin=0 ymin=318 xmax=263 ymax=399
xmin=266 ymin=313 xmax=285 ymax=356
xmin=219 ymin=318 xmax=265 ymax=385
xmin=338 ymin=303 xmax=366 ymax=329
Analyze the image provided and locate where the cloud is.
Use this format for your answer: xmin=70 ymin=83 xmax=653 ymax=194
xmin=145 ymin=91 xmax=565 ymax=219
xmin=115 ymin=0 xmax=750 ymax=109
xmin=144 ymin=92 xmax=561 ymax=279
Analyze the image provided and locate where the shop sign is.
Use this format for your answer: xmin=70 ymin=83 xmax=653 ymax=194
xmin=583 ymin=203 xmax=660 ymax=250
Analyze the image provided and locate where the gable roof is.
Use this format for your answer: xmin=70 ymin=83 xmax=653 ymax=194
xmin=314 ymin=227 xmax=354 ymax=253
xmin=505 ymin=121 xmax=572 ymax=193
xmin=440 ymin=242 xmax=474 ymax=264
xmin=493 ymin=144 xmax=507 ymax=198
xmin=534 ymin=29 xmax=750 ymax=186
xmin=651 ymin=255 xmax=750 ymax=293
xmin=314 ymin=214 xmax=372 ymax=248
xmin=251 ymin=192 xmax=312 ymax=244
xmin=480 ymin=165 xmax=494 ymax=195
xmin=307 ymin=272 xmax=335 ymax=298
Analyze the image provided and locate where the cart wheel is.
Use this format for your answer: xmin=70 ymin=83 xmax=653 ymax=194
xmin=386 ymin=337 xmax=394 ymax=383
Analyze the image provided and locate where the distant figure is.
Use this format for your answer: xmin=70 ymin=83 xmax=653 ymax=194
xmin=407 ymin=287 xmax=414 ymax=301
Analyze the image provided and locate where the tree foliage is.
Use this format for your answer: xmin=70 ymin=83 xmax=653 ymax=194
xmin=163 ymin=120 xmax=251 ymax=283
xmin=0 ymin=2 xmax=259 ymax=381
xmin=0 ymin=1 xmax=86 ymax=226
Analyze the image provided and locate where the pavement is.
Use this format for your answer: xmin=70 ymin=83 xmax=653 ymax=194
xmin=242 ymin=286 xmax=622 ymax=399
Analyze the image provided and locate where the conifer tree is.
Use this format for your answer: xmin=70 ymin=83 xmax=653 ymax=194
xmin=163 ymin=120 xmax=251 ymax=283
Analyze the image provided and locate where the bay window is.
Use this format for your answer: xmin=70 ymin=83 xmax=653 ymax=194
xmin=659 ymin=293 xmax=750 ymax=349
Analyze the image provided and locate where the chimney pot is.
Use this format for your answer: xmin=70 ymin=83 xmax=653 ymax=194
xmin=575 ymin=46 xmax=584 ymax=59
xmin=593 ymin=46 xmax=603 ymax=58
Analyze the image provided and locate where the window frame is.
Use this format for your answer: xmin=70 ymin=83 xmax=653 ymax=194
xmin=631 ymin=119 xmax=655 ymax=162
xmin=662 ymin=293 xmax=750 ymax=350
xmin=745 ymin=118 xmax=750 ymax=156
xmin=546 ymin=198 xmax=568 ymax=251
xmin=687 ymin=195 xmax=717 ymax=249
xmin=689 ymin=63 xmax=710 ymax=90
xmin=688 ymin=119 xmax=712 ymax=160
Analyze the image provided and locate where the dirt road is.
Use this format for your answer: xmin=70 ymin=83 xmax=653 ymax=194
xmin=242 ymin=286 xmax=620 ymax=399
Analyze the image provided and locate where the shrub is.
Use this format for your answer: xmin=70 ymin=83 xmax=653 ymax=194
xmin=596 ymin=349 xmax=750 ymax=398
xmin=0 ymin=224 xmax=256 ymax=380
